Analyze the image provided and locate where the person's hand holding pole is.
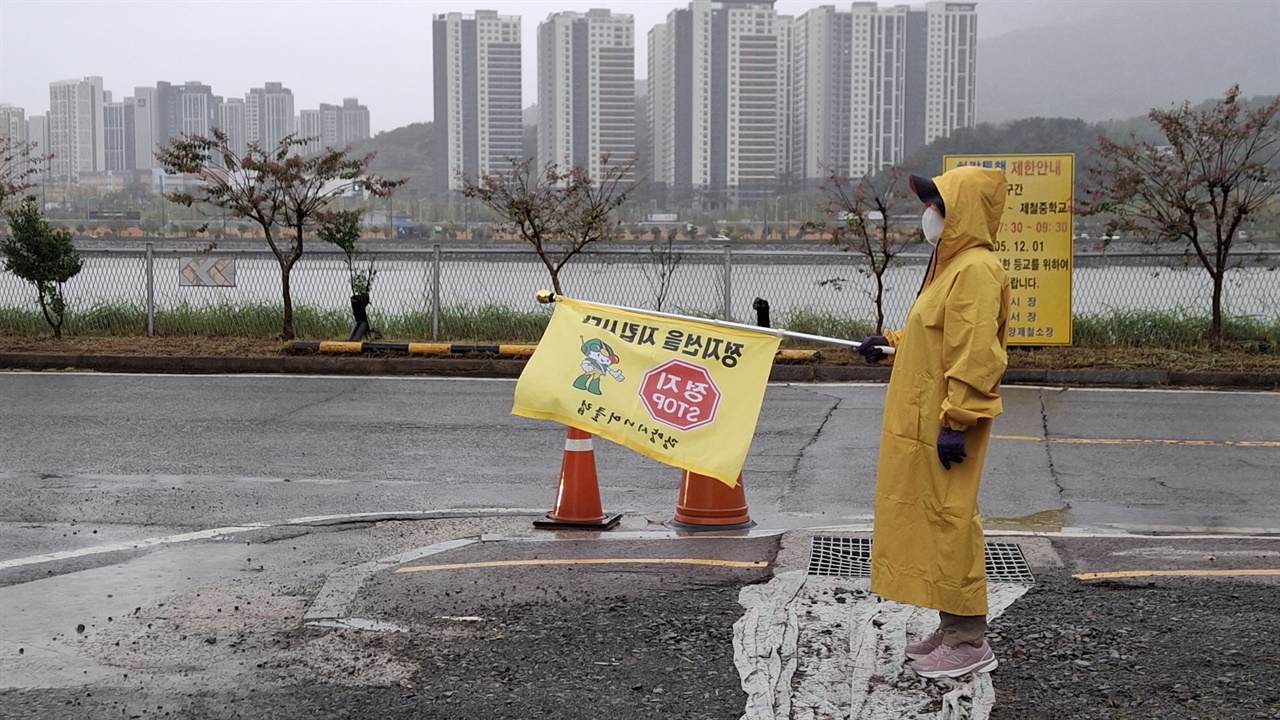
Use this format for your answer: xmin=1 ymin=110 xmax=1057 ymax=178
xmin=856 ymin=335 xmax=889 ymax=364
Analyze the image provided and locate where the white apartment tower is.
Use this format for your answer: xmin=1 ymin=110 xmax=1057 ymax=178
xmin=537 ymin=10 xmax=636 ymax=181
xmin=102 ymin=96 xmax=133 ymax=171
xmin=338 ymin=98 xmax=371 ymax=145
xmin=217 ymin=98 xmax=248 ymax=157
xmin=129 ymin=87 xmax=158 ymax=169
xmin=432 ymin=11 xmax=523 ymax=194
xmin=246 ymin=82 xmax=296 ymax=150
xmin=48 ymin=76 xmax=105 ymax=180
xmin=27 ymin=116 xmax=48 ymax=159
xmin=300 ymin=98 xmax=370 ymax=156
xmin=913 ymin=1 xmax=976 ymax=157
xmin=648 ymin=0 xmax=782 ymax=202
xmin=849 ymin=3 xmax=909 ymax=176
xmin=791 ymin=6 xmax=854 ymax=181
xmin=0 ymin=104 xmax=27 ymax=143
xmin=789 ymin=2 xmax=977 ymax=180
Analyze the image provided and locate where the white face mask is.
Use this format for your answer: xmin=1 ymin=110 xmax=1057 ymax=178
xmin=921 ymin=206 xmax=945 ymax=246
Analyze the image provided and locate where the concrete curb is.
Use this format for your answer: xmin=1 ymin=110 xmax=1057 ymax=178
xmin=0 ymin=351 xmax=1275 ymax=389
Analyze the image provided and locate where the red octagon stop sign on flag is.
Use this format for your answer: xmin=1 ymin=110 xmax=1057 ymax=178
xmin=638 ymin=359 xmax=722 ymax=431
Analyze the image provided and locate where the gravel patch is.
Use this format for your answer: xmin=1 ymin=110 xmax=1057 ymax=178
xmin=990 ymin=571 xmax=1280 ymax=719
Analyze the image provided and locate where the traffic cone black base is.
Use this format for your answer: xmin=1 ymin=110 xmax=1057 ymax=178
xmin=534 ymin=514 xmax=623 ymax=530
xmin=535 ymin=426 xmax=620 ymax=531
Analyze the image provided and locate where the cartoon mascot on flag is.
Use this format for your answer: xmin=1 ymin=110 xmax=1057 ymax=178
xmin=572 ymin=337 xmax=625 ymax=395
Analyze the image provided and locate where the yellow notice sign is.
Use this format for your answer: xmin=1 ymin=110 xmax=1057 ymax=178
xmin=944 ymin=154 xmax=1074 ymax=345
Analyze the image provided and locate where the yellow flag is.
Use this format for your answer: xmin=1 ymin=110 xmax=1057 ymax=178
xmin=512 ymin=296 xmax=782 ymax=487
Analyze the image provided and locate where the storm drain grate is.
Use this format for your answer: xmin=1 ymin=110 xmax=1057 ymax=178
xmin=806 ymin=536 xmax=1035 ymax=584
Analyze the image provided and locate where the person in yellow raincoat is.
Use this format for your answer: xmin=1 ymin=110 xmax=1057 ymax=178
xmin=856 ymin=165 xmax=1011 ymax=679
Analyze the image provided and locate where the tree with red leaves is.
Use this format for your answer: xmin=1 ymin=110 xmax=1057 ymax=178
xmin=156 ymin=129 xmax=404 ymax=339
xmin=459 ymin=154 xmax=636 ymax=296
xmin=1081 ymin=86 xmax=1280 ymax=349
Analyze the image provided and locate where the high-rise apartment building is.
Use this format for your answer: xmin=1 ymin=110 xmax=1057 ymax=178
xmin=907 ymin=1 xmax=976 ymax=159
xmin=300 ymin=98 xmax=370 ymax=155
xmin=0 ymin=104 xmax=27 ymax=143
xmin=128 ymin=87 xmax=158 ymax=169
xmin=791 ymin=6 xmax=853 ymax=182
xmin=150 ymin=80 xmax=219 ymax=160
xmin=27 ymin=115 xmax=47 ymax=156
xmin=246 ymin=82 xmax=296 ymax=150
xmin=849 ymin=3 xmax=909 ymax=176
xmin=217 ymin=97 xmax=248 ymax=157
xmin=648 ymin=0 xmax=782 ymax=203
xmin=48 ymin=76 xmax=105 ymax=181
xmin=102 ymin=96 xmax=135 ymax=171
xmin=432 ymin=10 xmax=523 ymax=194
xmin=790 ymin=1 xmax=976 ymax=181
xmin=537 ymin=9 xmax=636 ymax=181
xmin=337 ymin=98 xmax=371 ymax=146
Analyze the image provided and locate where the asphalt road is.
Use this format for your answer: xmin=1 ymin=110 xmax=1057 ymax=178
xmin=0 ymin=374 xmax=1276 ymax=534
xmin=2 ymin=373 xmax=1278 ymax=718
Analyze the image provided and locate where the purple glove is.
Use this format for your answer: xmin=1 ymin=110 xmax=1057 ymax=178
xmin=937 ymin=427 xmax=967 ymax=470
xmin=857 ymin=335 xmax=888 ymax=364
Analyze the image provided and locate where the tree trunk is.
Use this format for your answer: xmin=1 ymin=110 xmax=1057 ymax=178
xmin=873 ymin=272 xmax=886 ymax=333
xmin=37 ymin=289 xmax=60 ymax=339
xmin=1209 ymin=270 xmax=1225 ymax=351
xmin=280 ymin=265 xmax=295 ymax=340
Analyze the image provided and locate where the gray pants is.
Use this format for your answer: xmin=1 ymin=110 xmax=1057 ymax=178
xmin=939 ymin=611 xmax=987 ymax=647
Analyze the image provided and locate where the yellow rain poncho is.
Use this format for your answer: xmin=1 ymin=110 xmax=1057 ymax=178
xmin=869 ymin=166 xmax=1011 ymax=617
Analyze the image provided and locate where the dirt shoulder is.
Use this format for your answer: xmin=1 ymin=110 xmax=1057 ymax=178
xmin=1 ymin=335 xmax=1278 ymax=376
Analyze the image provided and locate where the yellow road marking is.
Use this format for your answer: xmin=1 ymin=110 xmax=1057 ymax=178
xmin=993 ymin=435 xmax=1280 ymax=448
xmin=394 ymin=558 xmax=769 ymax=574
xmin=1075 ymin=568 xmax=1280 ymax=580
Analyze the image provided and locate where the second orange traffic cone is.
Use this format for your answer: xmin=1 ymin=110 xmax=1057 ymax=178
xmin=669 ymin=469 xmax=756 ymax=532
xmin=533 ymin=426 xmax=622 ymax=530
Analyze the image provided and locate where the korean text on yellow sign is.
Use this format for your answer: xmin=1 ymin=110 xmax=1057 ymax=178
xmin=512 ymin=296 xmax=782 ymax=487
xmin=944 ymin=154 xmax=1074 ymax=345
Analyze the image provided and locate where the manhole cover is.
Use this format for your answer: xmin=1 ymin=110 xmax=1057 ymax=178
xmin=807 ymin=536 xmax=1035 ymax=584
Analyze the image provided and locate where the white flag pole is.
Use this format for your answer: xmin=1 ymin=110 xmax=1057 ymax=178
xmin=535 ymin=290 xmax=895 ymax=355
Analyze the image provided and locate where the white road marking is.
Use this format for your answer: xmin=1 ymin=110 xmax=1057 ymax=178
xmin=0 ymin=509 xmax=544 ymax=572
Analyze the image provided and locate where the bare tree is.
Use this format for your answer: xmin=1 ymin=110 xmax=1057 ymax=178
xmin=1 ymin=136 xmax=49 ymax=211
xmin=643 ymin=227 xmax=685 ymax=312
xmin=157 ymin=129 xmax=403 ymax=339
xmin=1081 ymin=86 xmax=1280 ymax=349
xmin=803 ymin=166 xmax=914 ymax=332
xmin=460 ymin=154 xmax=636 ymax=295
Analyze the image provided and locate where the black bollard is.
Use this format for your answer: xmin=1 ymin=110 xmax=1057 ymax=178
xmin=348 ymin=292 xmax=371 ymax=341
xmin=752 ymin=297 xmax=771 ymax=328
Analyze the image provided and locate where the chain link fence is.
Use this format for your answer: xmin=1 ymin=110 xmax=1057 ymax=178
xmin=1 ymin=245 xmax=1277 ymax=342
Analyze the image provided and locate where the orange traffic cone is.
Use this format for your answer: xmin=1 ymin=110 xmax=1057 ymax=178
xmin=669 ymin=470 xmax=756 ymax=532
xmin=533 ymin=426 xmax=622 ymax=530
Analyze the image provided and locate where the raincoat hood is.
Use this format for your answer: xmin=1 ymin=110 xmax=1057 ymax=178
xmin=929 ymin=166 xmax=1007 ymax=265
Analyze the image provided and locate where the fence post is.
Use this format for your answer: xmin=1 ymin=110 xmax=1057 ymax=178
xmin=145 ymin=242 xmax=155 ymax=336
xmin=722 ymin=244 xmax=733 ymax=322
xmin=431 ymin=243 xmax=441 ymax=341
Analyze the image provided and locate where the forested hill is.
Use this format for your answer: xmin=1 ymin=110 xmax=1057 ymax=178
xmin=348 ymin=122 xmax=436 ymax=194
xmin=978 ymin=0 xmax=1278 ymax=123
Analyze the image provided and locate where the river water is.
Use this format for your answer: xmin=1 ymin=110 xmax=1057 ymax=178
xmin=1 ymin=247 xmax=1276 ymax=324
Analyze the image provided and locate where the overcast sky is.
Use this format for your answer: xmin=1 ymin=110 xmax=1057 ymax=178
xmin=0 ymin=0 xmax=1217 ymax=134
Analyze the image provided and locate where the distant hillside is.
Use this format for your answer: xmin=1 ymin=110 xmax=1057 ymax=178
xmin=978 ymin=0 xmax=1280 ymax=123
xmin=349 ymin=122 xmax=436 ymax=195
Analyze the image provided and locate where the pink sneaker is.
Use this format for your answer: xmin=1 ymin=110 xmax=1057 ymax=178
xmin=909 ymin=639 xmax=998 ymax=679
xmin=905 ymin=628 xmax=944 ymax=660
